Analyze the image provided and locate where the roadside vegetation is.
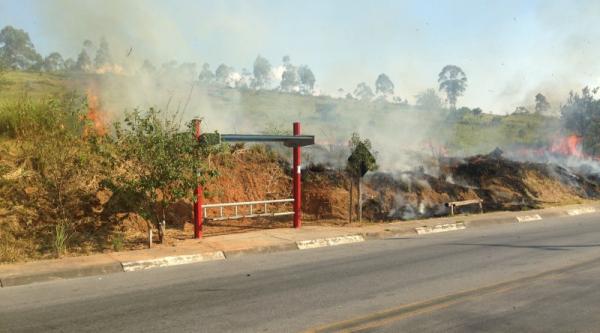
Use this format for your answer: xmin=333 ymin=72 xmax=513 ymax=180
xmin=2 ymin=23 xmax=600 ymax=263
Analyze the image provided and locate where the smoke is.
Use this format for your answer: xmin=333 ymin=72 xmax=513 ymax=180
xmin=23 ymin=0 xmax=600 ymax=173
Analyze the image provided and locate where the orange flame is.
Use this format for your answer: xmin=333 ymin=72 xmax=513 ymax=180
xmin=550 ymin=135 xmax=583 ymax=158
xmin=85 ymin=87 xmax=107 ymax=136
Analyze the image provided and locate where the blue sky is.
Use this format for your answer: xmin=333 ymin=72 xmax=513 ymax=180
xmin=1 ymin=0 xmax=598 ymax=112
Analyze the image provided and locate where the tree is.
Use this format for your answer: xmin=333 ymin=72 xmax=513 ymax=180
xmin=514 ymin=106 xmax=530 ymax=114
xmin=280 ymin=65 xmax=299 ymax=92
xmin=108 ymin=108 xmax=207 ymax=245
xmin=353 ymin=82 xmax=374 ymax=101
xmin=63 ymin=58 xmax=76 ymax=71
xmin=375 ymin=73 xmax=394 ymax=96
xmin=42 ymin=52 xmax=64 ymax=72
xmin=535 ymin=93 xmax=551 ymax=114
xmin=298 ymin=65 xmax=316 ymax=94
xmin=94 ymin=37 xmax=112 ymax=68
xmin=198 ymin=62 xmax=214 ymax=83
xmin=0 ymin=25 xmax=42 ymax=70
xmin=438 ymin=65 xmax=467 ymax=110
xmin=561 ymin=87 xmax=600 ymax=155
xmin=346 ymin=133 xmax=377 ymax=222
xmin=253 ymin=55 xmax=271 ymax=89
xmin=237 ymin=68 xmax=253 ymax=89
xmin=75 ymin=49 xmax=92 ymax=72
xmin=215 ymin=63 xmax=233 ymax=84
xmin=415 ymin=88 xmax=443 ymax=110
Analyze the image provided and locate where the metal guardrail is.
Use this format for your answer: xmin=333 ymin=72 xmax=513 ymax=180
xmin=203 ymin=198 xmax=294 ymax=221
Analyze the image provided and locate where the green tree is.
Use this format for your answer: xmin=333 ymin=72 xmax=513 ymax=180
xmin=280 ymin=65 xmax=299 ymax=92
xmin=63 ymin=58 xmax=76 ymax=71
xmin=346 ymin=133 xmax=377 ymax=222
xmin=535 ymin=93 xmax=550 ymax=114
xmin=252 ymin=55 xmax=271 ymax=89
xmin=198 ymin=62 xmax=214 ymax=83
xmin=42 ymin=52 xmax=65 ymax=72
xmin=353 ymin=82 xmax=374 ymax=101
xmin=415 ymin=88 xmax=443 ymax=110
xmin=375 ymin=73 xmax=394 ymax=96
xmin=94 ymin=37 xmax=112 ymax=68
xmin=561 ymin=87 xmax=600 ymax=155
xmin=298 ymin=65 xmax=315 ymax=93
xmin=438 ymin=65 xmax=467 ymax=110
xmin=75 ymin=49 xmax=92 ymax=72
xmin=215 ymin=63 xmax=233 ymax=85
xmin=0 ymin=25 xmax=42 ymax=69
xmin=109 ymin=108 xmax=206 ymax=239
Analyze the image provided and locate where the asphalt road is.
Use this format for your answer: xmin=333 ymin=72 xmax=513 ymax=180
xmin=2 ymin=213 xmax=600 ymax=332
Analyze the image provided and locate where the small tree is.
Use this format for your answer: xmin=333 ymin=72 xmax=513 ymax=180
xmin=75 ymin=49 xmax=92 ymax=72
xmin=42 ymin=52 xmax=64 ymax=72
xmin=94 ymin=37 xmax=112 ymax=68
xmin=253 ymin=55 xmax=271 ymax=89
xmin=109 ymin=108 xmax=205 ymax=244
xmin=215 ymin=64 xmax=233 ymax=85
xmin=535 ymin=93 xmax=550 ymax=114
xmin=415 ymin=88 xmax=443 ymax=111
xmin=438 ymin=65 xmax=467 ymax=110
xmin=346 ymin=133 xmax=377 ymax=222
xmin=375 ymin=73 xmax=394 ymax=96
xmin=198 ymin=62 xmax=214 ymax=83
xmin=561 ymin=87 xmax=600 ymax=155
xmin=353 ymin=82 xmax=374 ymax=101
xmin=298 ymin=65 xmax=316 ymax=93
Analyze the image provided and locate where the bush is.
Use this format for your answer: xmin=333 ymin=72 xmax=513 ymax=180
xmin=105 ymin=108 xmax=209 ymax=228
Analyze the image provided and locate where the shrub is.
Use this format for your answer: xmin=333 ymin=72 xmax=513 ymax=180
xmin=105 ymin=108 xmax=210 ymax=229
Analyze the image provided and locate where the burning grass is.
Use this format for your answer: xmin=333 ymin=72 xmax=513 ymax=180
xmin=302 ymin=149 xmax=600 ymax=222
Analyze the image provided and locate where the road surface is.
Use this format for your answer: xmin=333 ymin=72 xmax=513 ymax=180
xmin=2 ymin=213 xmax=600 ymax=332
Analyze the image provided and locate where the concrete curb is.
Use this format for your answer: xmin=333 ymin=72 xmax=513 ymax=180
xmin=223 ymin=243 xmax=298 ymax=258
xmin=2 ymin=204 xmax=600 ymax=288
xmin=296 ymin=235 xmax=365 ymax=250
xmin=516 ymin=214 xmax=543 ymax=223
xmin=0 ymin=261 xmax=123 ymax=288
xmin=121 ymin=251 xmax=226 ymax=272
xmin=567 ymin=207 xmax=596 ymax=216
xmin=415 ymin=222 xmax=466 ymax=235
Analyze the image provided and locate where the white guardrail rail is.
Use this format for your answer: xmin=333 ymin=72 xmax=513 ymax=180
xmin=203 ymin=198 xmax=294 ymax=221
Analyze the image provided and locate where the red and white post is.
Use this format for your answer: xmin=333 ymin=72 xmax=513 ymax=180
xmin=293 ymin=122 xmax=302 ymax=229
xmin=193 ymin=118 xmax=204 ymax=239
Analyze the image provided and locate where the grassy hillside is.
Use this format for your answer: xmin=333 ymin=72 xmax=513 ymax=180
xmin=0 ymin=71 xmax=574 ymax=263
xmin=0 ymin=70 xmax=560 ymax=155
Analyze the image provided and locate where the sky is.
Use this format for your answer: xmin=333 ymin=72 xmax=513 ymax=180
xmin=1 ymin=0 xmax=599 ymax=113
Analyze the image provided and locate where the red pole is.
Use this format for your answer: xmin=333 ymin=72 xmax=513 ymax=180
xmin=194 ymin=185 xmax=203 ymax=238
xmin=193 ymin=118 xmax=204 ymax=239
xmin=293 ymin=122 xmax=301 ymax=229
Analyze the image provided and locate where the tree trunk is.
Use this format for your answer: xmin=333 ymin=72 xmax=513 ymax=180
xmin=358 ymin=177 xmax=362 ymax=222
xmin=349 ymin=177 xmax=353 ymax=224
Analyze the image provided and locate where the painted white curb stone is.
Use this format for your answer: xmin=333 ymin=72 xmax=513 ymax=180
xmin=326 ymin=235 xmax=365 ymax=246
xmin=567 ymin=207 xmax=596 ymax=216
xmin=415 ymin=222 xmax=466 ymax=235
xmin=516 ymin=214 xmax=542 ymax=223
xmin=297 ymin=235 xmax=365 ymax=250
xmin=122 ymin=251 xmax=226 ymax=272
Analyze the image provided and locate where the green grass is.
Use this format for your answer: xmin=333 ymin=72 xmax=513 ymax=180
xmin=0 ymin=71 xmax=68 ymax=102
xmin=0 ymin=70 xmax=560 ymax=154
